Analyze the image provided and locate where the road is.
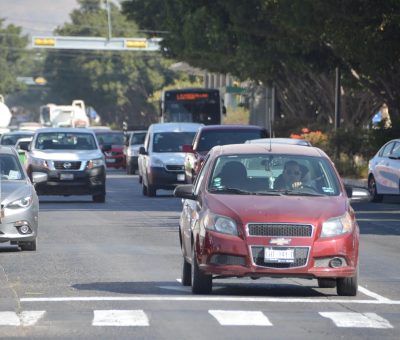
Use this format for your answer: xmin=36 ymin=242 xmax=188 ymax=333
xmin=0 ymin=170 xmax=399 ymax=339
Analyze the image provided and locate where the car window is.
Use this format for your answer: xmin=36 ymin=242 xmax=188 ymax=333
xmin=380 ymin=142 xmax=394 ymax=157
xmin=208 ymin=154 xmax=340 ymax=196
xmin=35 ymin=132 xmax=97 ymax=150
xmin=153 ymin=132 xmax=196 ymax=152
xmin=194 ymin=154 xmax=211 ymax=196
xmin=130 ymin=132 xmax=146 ymax=145
xmin=391 ymin=142 xmax=400 ymax=157
xmin=0 ymin=154 xmax=24 ymax=180
xmin=96 ymin=132 xmax=124 ymax=145
xmin=197 ymin=130 xmax=264 ymax=152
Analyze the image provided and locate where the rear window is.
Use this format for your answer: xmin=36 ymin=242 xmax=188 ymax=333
xmin=96 ymin=132 xmax=124 ymax=145
xmin=197 ymin=129 xmax=265 ymax=152
xmin=153 ymin=132 xmax=196 ymax=152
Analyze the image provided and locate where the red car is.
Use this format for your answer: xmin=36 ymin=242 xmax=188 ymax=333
xmin=182 ymin=124 xmax=267 ymax=183
xmin=93 ymin=129 xmax=126 ymax=169
xmin=174 ymin=143 xmax=367 ymax=296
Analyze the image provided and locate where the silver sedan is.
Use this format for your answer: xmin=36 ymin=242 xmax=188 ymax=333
xmin=0 ymin=146 xmax=46 ymax=251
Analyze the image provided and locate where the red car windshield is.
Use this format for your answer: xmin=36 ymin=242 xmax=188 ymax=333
xmin=208 ymin=154 xmax=340 ymax=196
xmin=96 ymin=132 xmax=124 ymax=145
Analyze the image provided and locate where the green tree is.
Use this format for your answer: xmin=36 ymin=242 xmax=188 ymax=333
xmin=0 ymin=19 xmax=30 ymax=95
xmin=43 ymin=0 xmax=176 ymax=126
xmin=121 ymin=0 xmax=400 ymax=130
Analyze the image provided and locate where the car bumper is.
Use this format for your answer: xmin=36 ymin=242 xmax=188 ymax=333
xmin=196 ymin=229 xmax=358 ymax=279
xmin=147 ymin=166 xmax=186 ymax=189
xmin=105 ymin=155 xmax=125 ymax=168
xmin=33 ymin=166 xmax=106 ymax=196
xmin=0 ymin=208 xmax=38 ymax=243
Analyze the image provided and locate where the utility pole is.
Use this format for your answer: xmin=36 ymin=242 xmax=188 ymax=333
xmin=106 ymin=0 xmax=112 ymax=41
xmin=334 ymin=67 xmax=341 ymax=130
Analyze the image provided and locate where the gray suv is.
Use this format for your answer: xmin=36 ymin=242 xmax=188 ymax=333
xmin=23 ymin=128 xmax=107 ymax=202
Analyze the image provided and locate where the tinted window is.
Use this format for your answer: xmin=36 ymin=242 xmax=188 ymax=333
xmin=153 ymin=132 xmax=196 ymax=152
xmin=197 ymin=129 xmax=265 ymax=152
xmin=130 ymin=132 xmax=147 ymax=145
xmin=96 ymin=132 xmax=124 ymax=145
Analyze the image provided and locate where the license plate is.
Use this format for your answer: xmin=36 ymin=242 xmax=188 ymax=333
xmin=60 ymin=173 xmax=74 ymax=180
xmin=264 ymin=247 xmax=294 ymax=263
xmin=177 ymin=173 xmax=185 ymax=181
xmin=106 ymin=158 xmax=116 ymax=163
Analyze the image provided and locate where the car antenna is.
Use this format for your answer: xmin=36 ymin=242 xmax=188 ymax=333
xmin=268 ymin=99 xmax=273 ymax=152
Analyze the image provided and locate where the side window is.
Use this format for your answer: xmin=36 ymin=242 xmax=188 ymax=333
xmin=391 ymin=142 xmax=400 ymax=158
xmin=381 ymin=142 xmax=394 ymax=157
xmin=193 ymin=155 xmax=211 ymax=195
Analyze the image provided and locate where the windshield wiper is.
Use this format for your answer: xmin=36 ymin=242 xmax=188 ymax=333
xmin=280 ymin=190 xmax=324 ymax=197
xmin=208 ymin=187 xmax=252 ymax=195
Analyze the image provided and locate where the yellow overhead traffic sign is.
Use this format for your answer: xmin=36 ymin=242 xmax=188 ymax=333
xmin=31 ymin=36 xmax=162 ymax=51
xmin=125 ymin=39 xmax=148 ymax=49
xmin=33 ymin=38 xmax=56 ymax=46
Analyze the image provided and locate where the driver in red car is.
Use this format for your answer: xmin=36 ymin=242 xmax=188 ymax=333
xmin=274 ymin=160 xmax=305 ymax=190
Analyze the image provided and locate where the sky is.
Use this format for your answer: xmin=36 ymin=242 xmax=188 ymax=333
xmin=0 ymin=0 xmax=119 ymax=36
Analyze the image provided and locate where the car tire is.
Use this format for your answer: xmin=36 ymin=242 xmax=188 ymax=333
xmin=127 ymin=161 xmax=133 ymax=174
xmin=318 ymin=278 xmax=337 ymax=288
xmin=19 ymin=239 xmax=37 ymax=251
xmin=191 ymin=247 xmax=212 ymax=294
xmin=147 ymin=185 xmax=156 ymax=197
xmin=368 ymin=176 xmax=383 ymax=202
xmin=93 ymin=193 xmax=106 ymax=203
xmin=336 ymin=268 xmax=358 ymax=296
xmin=142 ymin=182 xmax=147 ymax=196
xmin=181 ymin=256 xmax=192 ymax=286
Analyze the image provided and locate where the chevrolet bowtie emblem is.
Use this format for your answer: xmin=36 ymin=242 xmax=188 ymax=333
xmin=269 ymin=238 xmax=292 ymax=246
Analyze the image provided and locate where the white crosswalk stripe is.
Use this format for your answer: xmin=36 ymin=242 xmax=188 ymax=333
xmin=0 ymin=311 xmax=46 ymax=326
xmin=92 ymin=310 xmax=149 ymax=326
xmin=0 ymin=309 xmax=395 ymax=329
xmin=319 ymin=312 xmax=394 ymax=329
xmin=209 ymin=310 xmax=273 ymax=326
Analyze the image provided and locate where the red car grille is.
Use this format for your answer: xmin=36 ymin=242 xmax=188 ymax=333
xmin=248 ymin=223 xmax=313 ymax=237
xmin=251 ymin=246 xmax=309 ymax=268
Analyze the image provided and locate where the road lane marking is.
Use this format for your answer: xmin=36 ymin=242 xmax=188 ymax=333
xmin=358 ymin=286 xmax=391 ymax=302
xmin=319 ymin=312 xmax=393 ymax=329
xmin=92 ymin=310 xmax=149 ymax=326
xmin=0 ymin=311 xmax=45 ymax=326
xmin=20 ymin=296 xmax=400 ymax=305
xmin=209 ymin=310 xmax=272 ymax=326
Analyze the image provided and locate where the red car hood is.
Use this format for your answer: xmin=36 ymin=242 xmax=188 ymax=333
xmin=204 ymin=193 xmax=347 ymax=225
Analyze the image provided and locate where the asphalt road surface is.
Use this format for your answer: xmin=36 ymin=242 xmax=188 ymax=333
xmin=0 ymin=170 xmax=399 ymax=339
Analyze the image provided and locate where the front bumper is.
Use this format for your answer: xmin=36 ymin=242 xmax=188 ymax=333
xmin=105 ymin=154 xmax=125 ymax=168
xmin=0 ymin=207 xmax=38 ymax=243
xmin=147 ymin=166 xmax=186 ymax=190
xmin=32 ymin=166 xmax=106 ymax=196
xmin=196 ymin=229 xmax=358 ymax=279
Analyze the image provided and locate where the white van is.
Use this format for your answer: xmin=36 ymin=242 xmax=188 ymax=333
xmin=138 ymin=122 xmax=203 ymax=196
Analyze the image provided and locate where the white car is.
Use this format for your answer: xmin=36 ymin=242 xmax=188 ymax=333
xmin=138 ymin=122 xmax=202 ymax=196
xmin=126 ymin=130 xmax=147 ymax=174
xmin=368 ymin=138 xmax=400 ymax=202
